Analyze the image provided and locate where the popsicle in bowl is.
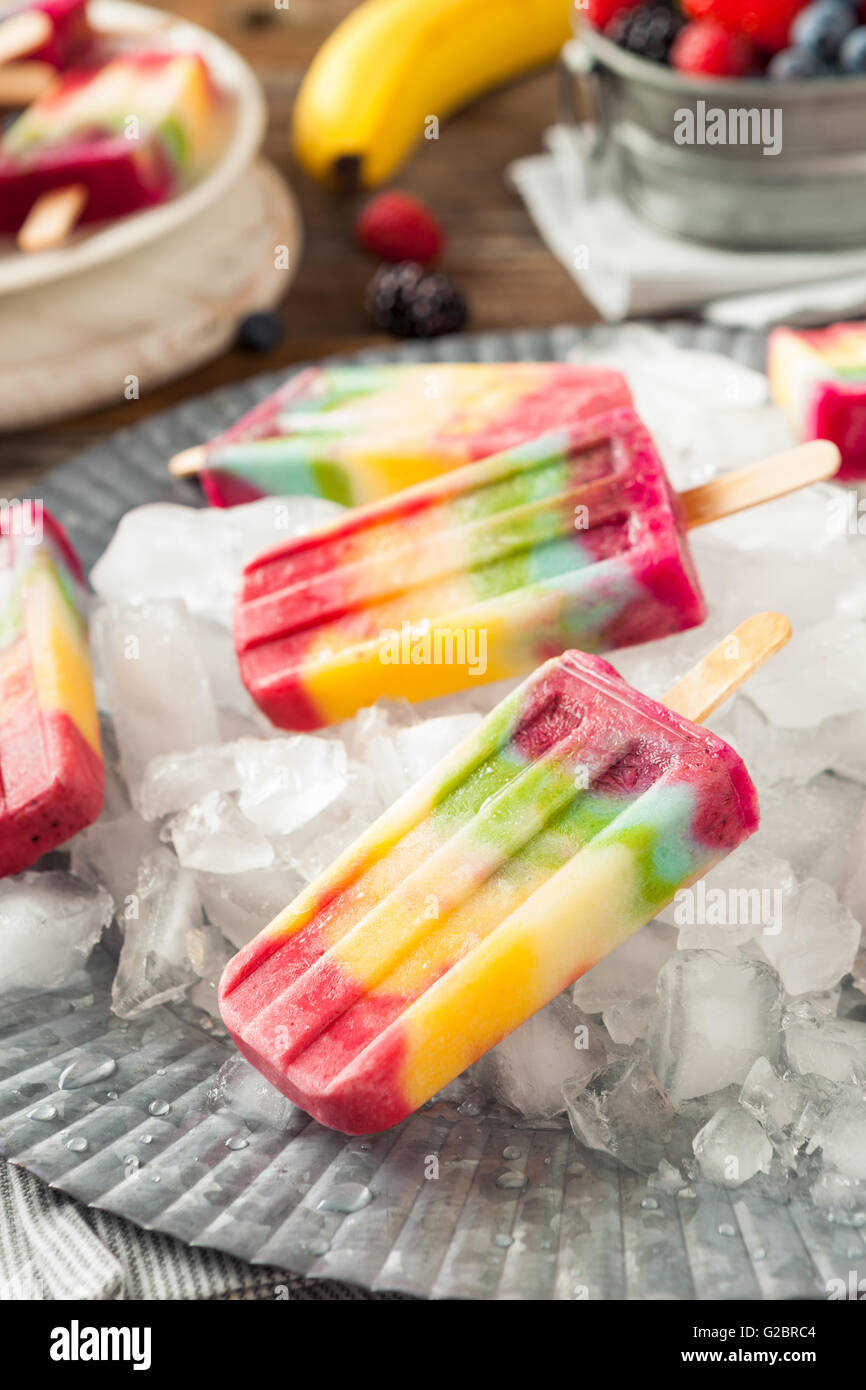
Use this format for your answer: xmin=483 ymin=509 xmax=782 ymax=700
xmin=769 ymin=322 xmax=866 ymax=482
xmin=0 ymin=503 xmax=103 ymax=878
xmin=0 ymin=49 xmax=220 ymax=251
xmin=219 ymin=613 xmax=789 ymax=1134
xmin=234 ymin=410 xmax=838 ymax=730
xmin=0 ymin=1 xmax=92 ymax=106
xmin=169 ymin=362 xmax=635 ymax=507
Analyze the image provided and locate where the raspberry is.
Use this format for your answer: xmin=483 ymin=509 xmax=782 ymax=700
xmin=365 ymin=263 xmax=469 ymax=339
xmin=584 ymin=0 xmax=642 ymax=27
xmin=356 ymin=192 xmax=445 ymax=265
xmin=671 ymin=19 xmax=759 ymax=74
xmin=681 ymin=0 xmax=812 ymax=52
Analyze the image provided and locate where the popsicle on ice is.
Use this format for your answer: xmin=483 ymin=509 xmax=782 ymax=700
xmin=219 ymin=614 xmax=790 ymax=1135
xmin=769 ymin=323 xmax=866 ymax=482
xmin=0 ymin=1 xmax=91 ymax=70
xmin=0 ymin=503 xmax=103 ymax=878
xmin=0 ymin=49 xmax=219 ymax=249
xmin=169 ymin=362 xmax=635 ymax=507
xmin=234 ymin=413 xmax=838 ymax=731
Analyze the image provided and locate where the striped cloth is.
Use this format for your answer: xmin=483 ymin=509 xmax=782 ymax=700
xmin=0 ymin=1160 xmax=399 ymax=1300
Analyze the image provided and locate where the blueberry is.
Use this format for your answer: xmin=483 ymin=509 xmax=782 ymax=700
xmin=791 ymin=0 xmax=857 ymax=61
xmin=840 ymin=25 xmax=866 ymax=71
xmin=767 ymin=46 xmax=828 ymax=77
xmin=236 ymin=312 xmax=284 ymax=352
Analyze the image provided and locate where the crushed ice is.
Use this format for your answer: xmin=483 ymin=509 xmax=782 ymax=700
xmin=1 ymin=332 xmax=864 ymax=1223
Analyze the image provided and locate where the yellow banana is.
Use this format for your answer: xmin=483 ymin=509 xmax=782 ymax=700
xmin=292 ymin=0 xmax=572 ymax=189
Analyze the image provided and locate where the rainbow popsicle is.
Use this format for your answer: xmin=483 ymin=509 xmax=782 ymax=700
xmin=0 ymin=503 xmax=103 ymax=878
xmin=0 ymin=1 xmax=91 ymax=70
xmin=234 ymin=409 xmax=706 ymax=731
xmin=0 ymin=49 xmax=219 ymax=235
xmin=171 ymin=363 xmax=634 ymax=507
xmin=219 ymin=646 xmax=761 ymax=1135
xmin=768 ymin=323 xmax=866 ymax=482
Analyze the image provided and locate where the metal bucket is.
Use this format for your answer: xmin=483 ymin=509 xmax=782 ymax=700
xmin=562 ymin=26 xmax=866 ymax=250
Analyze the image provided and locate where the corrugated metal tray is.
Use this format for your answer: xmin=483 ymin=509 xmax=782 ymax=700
xmin=2 ymin=323 xmax=853 ymax=1300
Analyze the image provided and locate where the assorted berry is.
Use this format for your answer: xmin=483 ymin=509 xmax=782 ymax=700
xmin=356 ymin=192 xmax=445 ymax=265
xmin=590 ymin=0 xmax=866 ymax=77
xmin=365 ymin=262 xmax=469 ymax=339
xmin=671 ymin=19 xmax=758 ymax=75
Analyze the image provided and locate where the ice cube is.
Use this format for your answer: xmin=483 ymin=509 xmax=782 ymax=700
xmin=692 ymin=1105 xmax=773 ymax=1187
xmin=0 ymin=872 xmax=112 ymax=993
xmin=70 ymin=811 xmax=160 ymax=910
xmin=90 ymin=498 xmax=342 ymax=626
xmin=138 ymin=745 xmax=241 ymax=821
xmin=649 ymin=951 xmax=783 ymax=1107
xmin=235 ymin=736 xmax=348 ymax=835
xmin=90 ymin=504 xmax=234 ymax=621
xmin=739 ymin=1057 xmax=804 ymax=1136
xmin=276 ymin=767 xmax=382 ymax=883
xmin=366 ymin=714 xmax=483 ymax=805
xmin=111 ymin=848 xmax=202 ymax=1018
xmin=92 ymin=601 xmax=220 ymax=807
xmin=563 ymin=1055 xmax=675 ymax=1175
xmin=785 ymin=1018 xmax=866 ymax=1085
xmin=572 ymin=921 xmax=677 ymax=1013
xmin=815 ymin=1101 xmax=866 ymax=1181
xmin=843 ymin=803 xmax=866 ymax=927
xmin=195 ymin=865 xmax=304 ymax=950
xmin=746 ymin=618 xmax=866 ymax=730
xmin=208 ymin=1055 xmax=297 ymax=1130
xmin=757 ymin=775 xmax=865 ymax=891
xmin=758 ymin=877 xmax=860 ymax=996
xmin=167 ymin=792 xmax=275 ymax=874
xmin=471 ymin=995 xmax=605 ymax=1119
xmin=602 ymin=996 xmax=656 ymax=1046
xmin=663 ymin=843 xmax=793 ymax=954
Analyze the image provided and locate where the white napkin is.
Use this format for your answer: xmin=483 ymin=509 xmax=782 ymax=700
xmin=509 ymin=125 xmax=866 ymax=328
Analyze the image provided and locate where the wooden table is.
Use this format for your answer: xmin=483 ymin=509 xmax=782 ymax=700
xmin=0 ymin=0 xmax=592 ymax=496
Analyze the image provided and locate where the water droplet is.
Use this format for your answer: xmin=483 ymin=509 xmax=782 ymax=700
xmin=543 ymin=1157 xmax=551 ymax=1166
xmin=156 ymin=1068 xmax=166 ymax=1077
xmin=150 ymin=1173 xmax=161 ymax=1183
xmin=140 ymin=1134 xmax=154 ymax=1145
xmin=304 ymin=1236 xmax=330 ymax=1257
xmin=105 ymin=1091 xmax=119 ymax=1101
xmin=148 ymin=1100 xmax=170 ymax=1116
xmin=66 ymin=1136 xmax=88 ymax=1153
xmin=641 ymin=1197 xmax=659 ymax=1211
xmin=457 ymin=1098 xmax=482 ymax=1117
xmin=123 ymin=1156 xmax=139 ymax=1172
xmin=753 ymin=1247 xmax=767 ymax=1261
xmin=718 ymin=1223 xmax=736 ymax=1238
xmin=496 ymin=1170 xmax=528 ymax=1192
xmin=225 ymin=1134 xmax=249 ymax=1152
xmin=317 ymin=1183 xmax=374 ymax=1214
xmin=28 ymin=1103 xmax=57 ymax=1121
xmin=493 ymin=1233 xmax=513 ymax=1248
xmin=58 ymin=1054 xmax=117 ymax=1090
xmin=502 ymin=1146 xmax=521 ymax=1161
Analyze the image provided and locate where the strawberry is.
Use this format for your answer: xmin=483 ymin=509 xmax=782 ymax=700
xmin=356 ymin=192 xmax=445 ymax=265
xmin=584 ymin=0 xmax=643 ymax=27
xmin=671 ymin=18 xmax=759 ymax=75
xmin=681 ymin=0 xmax=812 ymax=52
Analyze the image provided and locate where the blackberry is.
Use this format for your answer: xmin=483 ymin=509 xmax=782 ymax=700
xmin=236 ymin=311 xmax=284 ymax=352
xmin=365 ymin=262 xmax=469 ymax=339
xmin=605 ymin=3 xmax=685 ymax=64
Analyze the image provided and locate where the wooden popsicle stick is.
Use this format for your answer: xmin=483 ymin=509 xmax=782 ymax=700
xmin=663 ymin=612 xmax=791 ymax=725
xmin=17 ymin=183 xmax=88 ymax=253
xmin=0 ymin=9 xmax=53 ymax=65
xmin=170 ymin=445 xmax=208 ymax=478
xmin=681 ymin=440 xmax=840 ymax=529
xmin=0 ymin=59 xmax=53 ymax=104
